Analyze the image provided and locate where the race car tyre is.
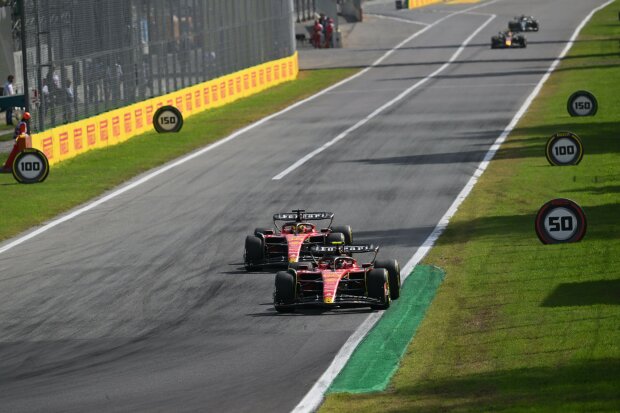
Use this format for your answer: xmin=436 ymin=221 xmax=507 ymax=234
xmin=254 ymin=227 xmax=272 ymax=237
xmin=331 ymin=225 xmax=353 ymax=245
xmin=325 ymin=232 xmax=346 ymax=245
xmin=244 ymin=235 xmax=264 ymax=270
xmin=375 ymin=259 xmax=401 ymax=300
xmin=367 ymin=268 xmax=390 ymax=310
xmin=274 ymin=271 xmax=296 ymax=313
xmin=521 ymin=38 xmax=527 ymax=48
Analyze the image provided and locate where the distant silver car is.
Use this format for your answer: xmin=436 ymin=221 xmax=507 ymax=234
xmin=508 ymin=15 xmax=540 ymax=32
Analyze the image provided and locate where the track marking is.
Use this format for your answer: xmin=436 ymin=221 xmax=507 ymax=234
xmin=365 ymin=13 xmax=431 ymax=26
xmin=0 ymin=1 xmax=498 ymax=258
xmin=290 ymin=1 xmax=615 ymax=412
xmin=273 ymin=12 xmax=497 ymax=180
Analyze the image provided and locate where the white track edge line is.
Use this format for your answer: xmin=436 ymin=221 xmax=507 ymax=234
xmin=289 ymin=0 xmax=614 ymax=412
xmin=0 ymin=0 xmax=494 ymax=257
xmin=273 ymin=8 xmax=497 ymax=180
xmin=365 ymin=13 xmax=431 ymax=26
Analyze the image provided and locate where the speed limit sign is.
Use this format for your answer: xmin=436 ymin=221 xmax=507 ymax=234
xmin=567 ymin=91 xmax=598 ymax=117
xmin=535 ymin=199 xmax=587 ymax=244
xmin=545 ymin=132 xmax=583 ymax=166
xmin=12 ymin=148 xmax=50 ymax=184
xmin=153 ymin=105 xmax=184 ymax=133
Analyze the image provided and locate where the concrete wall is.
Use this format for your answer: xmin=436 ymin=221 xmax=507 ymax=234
xmin=340 ymin=0 xmax=363 ymax=22
xmin=315 ymin=0 xmax=338 ymax=20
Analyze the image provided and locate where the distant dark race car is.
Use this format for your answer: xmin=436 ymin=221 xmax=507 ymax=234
xmin=491 ymin=31 xmax=527 ymax=49
xmin=244 ymin=210 xmax=353 ymax=270
xmin=273 ymin=244 xmax=401 ymax=312
xmin=508 ymin=15 xmax=539 ymax=32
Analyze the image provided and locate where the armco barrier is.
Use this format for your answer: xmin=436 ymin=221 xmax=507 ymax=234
xmin=31 ymin=53 xmax=299 ymax=166
xmin=408 ymin=0 xmax=444 ymax=9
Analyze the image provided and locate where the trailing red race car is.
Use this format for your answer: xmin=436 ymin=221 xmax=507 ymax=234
xmin=273 ymin=244 xmax=401 ymax=312
xmin=244 ymin=209 xmax=353 ymax=270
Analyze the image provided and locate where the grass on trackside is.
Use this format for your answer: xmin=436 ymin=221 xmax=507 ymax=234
xmin=0 ymin=68 xmax=358 ymax=242
xmin=0 ymin=121 xmax=15 ymax=141
xmin=322 ymin=3 xmax=620 ymax=413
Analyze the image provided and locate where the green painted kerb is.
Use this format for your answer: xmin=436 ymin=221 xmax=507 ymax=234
xmin=328 ymin=265 xmax=445 ymax=394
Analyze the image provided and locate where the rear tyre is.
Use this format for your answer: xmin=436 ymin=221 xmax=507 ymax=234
xmin=274 ymin=271 xmax=296 ymax=313
xmin=331 ymin=225 xmax=353 ymax=245
xmin=244 ymin=235 xmax=264 ymax=271
xmin=367 ymin=268 xmax=390 ymax=310
xmin=325 ymin=232 xmax=345 ymax=245
xmin=375 ymin=259 xmax=401 ymax=300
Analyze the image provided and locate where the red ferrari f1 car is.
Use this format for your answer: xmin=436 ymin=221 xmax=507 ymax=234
xmin=244 ymin=210 xmax=353 ymax=270
xmin=273 ymin=244 xmax=401 ymax=312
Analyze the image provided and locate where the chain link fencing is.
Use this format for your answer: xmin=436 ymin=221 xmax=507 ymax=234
xmin=15 ymin=0 xmax=294 ymax=132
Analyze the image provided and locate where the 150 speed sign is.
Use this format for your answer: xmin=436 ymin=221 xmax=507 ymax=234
xmin=535 ymin=199 xmax=587 ymax=244
xmin=567 ymin=90 xmax=598 ymax=117
xmin=153 ymin=105 xmax=184 ymax=133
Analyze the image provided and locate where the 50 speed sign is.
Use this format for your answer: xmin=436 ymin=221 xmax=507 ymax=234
xmin=535 ymin=199 xmax=587 ymax=244
xmin=153 ymin=105 xmax=184 ymax=133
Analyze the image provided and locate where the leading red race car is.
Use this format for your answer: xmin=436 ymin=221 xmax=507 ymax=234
xmin=244 ymin=209 xmax=353 ymax=270
xmin=273 ymin=244 xmax=401 ymax=312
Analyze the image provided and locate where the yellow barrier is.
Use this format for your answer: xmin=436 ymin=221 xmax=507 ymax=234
xmin=32 ymin=53 xmax=299 ymax=166
xmin=408 ymin=0 xmax=444 ymax=9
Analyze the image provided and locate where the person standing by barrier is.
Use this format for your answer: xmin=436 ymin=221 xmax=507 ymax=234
xmin=13 ymin=111 xmax=30 ymax=140
xmin=1 ymin=111 xmax=32 ymax=173
xmin=63 ymin=79 xmax=74 ymax=123
xmin=325 ymin=18 xmax=335 ymax=48
xmin=312 ymin=19 xmax=323 ymax=48
xmin=3 ymin=75 xmax=15 ymax=125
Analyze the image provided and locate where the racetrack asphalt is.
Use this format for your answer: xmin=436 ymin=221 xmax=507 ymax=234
xmin=0 ymin=0 xmax=609 ymax=412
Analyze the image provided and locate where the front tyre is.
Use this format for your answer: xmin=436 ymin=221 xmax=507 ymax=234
xmin=274 ymin=271 xmax=296 ymax=313
xmin=254 ymin=227 xmax=272 ymax=236
xmin=244 ymin=235 xmax=264 ymax=270
xmin=375 ymin=259 xmax=401 ymax=300
xmin=367 ymin=268 xmax=390 ymax=310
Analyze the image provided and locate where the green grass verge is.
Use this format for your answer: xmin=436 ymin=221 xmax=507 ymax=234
xmin=321 ymin=3 xmax=620 ymax=413
xmin=0 ymin=68 xmax=357 ymax=242
xmin=0 ymin=122 xmax=15 ymax=141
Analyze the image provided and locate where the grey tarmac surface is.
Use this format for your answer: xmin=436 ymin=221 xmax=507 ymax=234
xmin=0 ymin=0 xmax=608 ymax=412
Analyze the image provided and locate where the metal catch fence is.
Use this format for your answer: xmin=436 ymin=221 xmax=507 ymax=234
xmin=13 ymin=0 xmax=295 ymax=132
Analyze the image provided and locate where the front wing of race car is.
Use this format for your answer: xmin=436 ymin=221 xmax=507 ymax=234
xmin=491 ymin=37 xmax=526 ymax=49
xmin=275 ymin=269 xmax=382 ymax=308
xmin=261 ymin=235 xmax=329 ymax=264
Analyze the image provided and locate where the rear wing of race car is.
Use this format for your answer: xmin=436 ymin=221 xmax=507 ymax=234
xmin=311 ymin=244 xmax=378 ymax=254
xmin=273 ymin=210 xmax=334 ymax=222
xmin=310 ymin=244 xmax=380 ymax=263
xmin=273 ymin=209 xmax=334 ymax=224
